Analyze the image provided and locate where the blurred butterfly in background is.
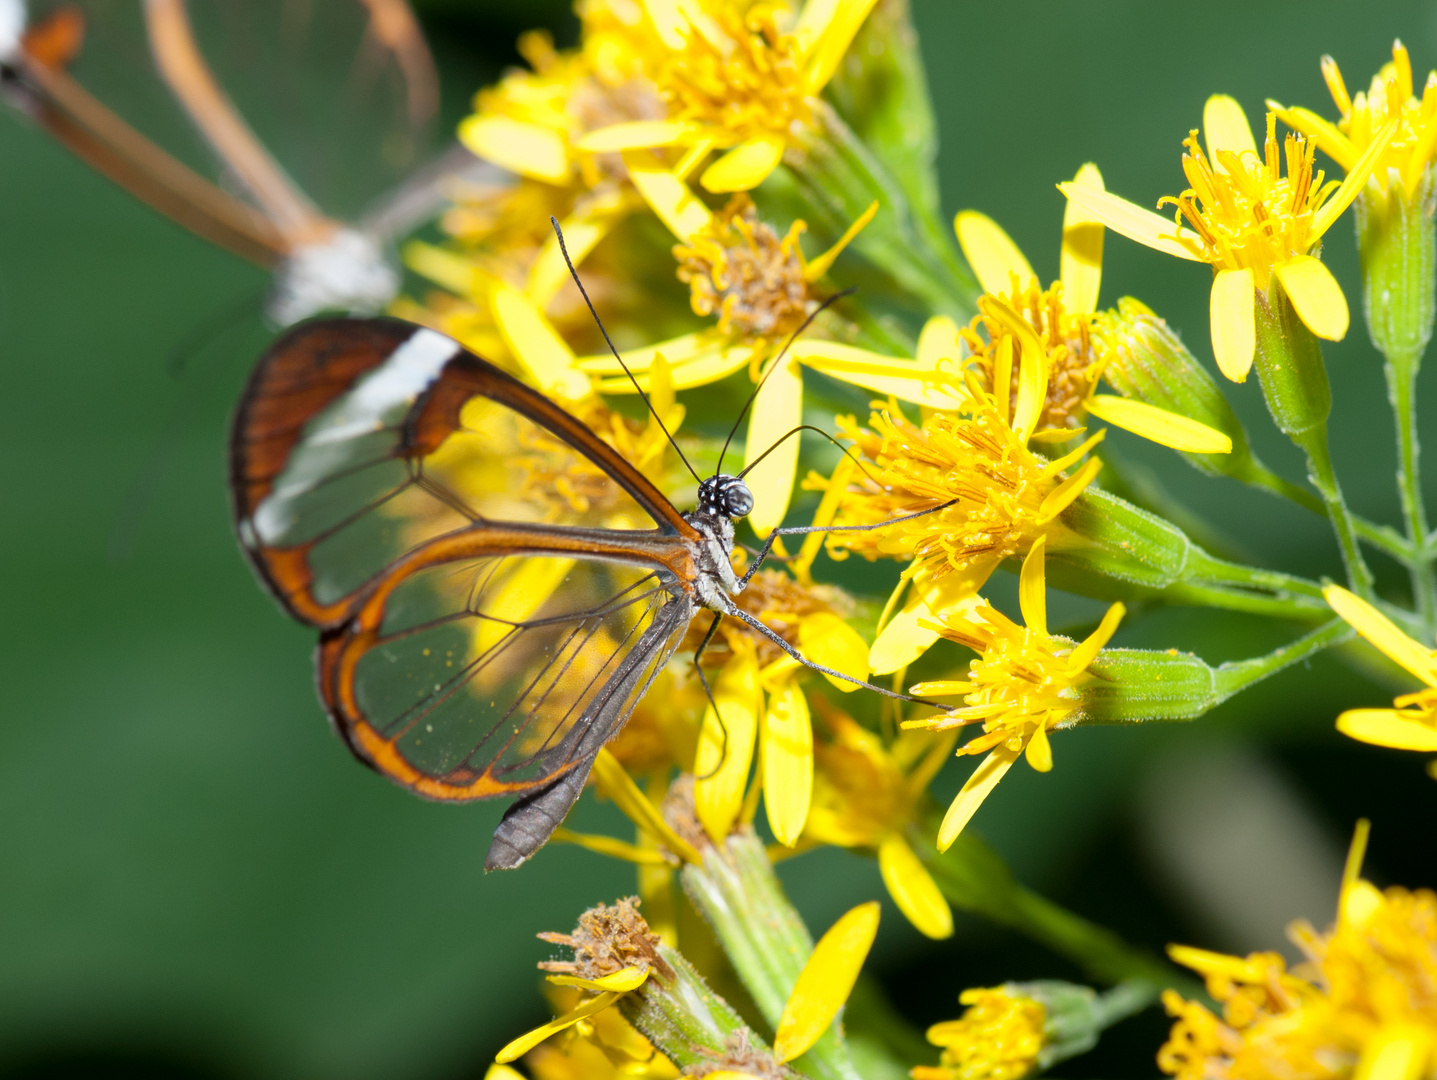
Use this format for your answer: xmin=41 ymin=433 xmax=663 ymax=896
xmin=229 ymin=261 xmax=933 ymax=870
xmin=0 ymin=0 xmax=497 ymax=324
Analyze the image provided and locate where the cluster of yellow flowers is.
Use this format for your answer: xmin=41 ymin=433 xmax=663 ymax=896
xmin=388 ymin=8 xmax=1437 ymax=1080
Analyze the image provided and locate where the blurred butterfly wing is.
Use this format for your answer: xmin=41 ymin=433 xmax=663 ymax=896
xmin=12 ymin=1 xmax=442 ymax=255
xmin=231 ymin=318 xmax=702 ymax=843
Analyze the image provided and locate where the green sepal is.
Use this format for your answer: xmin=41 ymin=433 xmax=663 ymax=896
xmin=1357 ymin=169 xmax=1436 ymax=366
xmin=1049 ymin=487 xmax=1327 ymax=617
xmin=1094 ymin=298 xmax=1317 ymax=509
xmin=1253 ymin=280 xmax=1332 ymax=439
xmin=1006 ymin=980 xmax=1155 ymax=1073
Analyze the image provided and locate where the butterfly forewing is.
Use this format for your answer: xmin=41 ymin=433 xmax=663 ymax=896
xmin=233 ymin=317 xmax=702 ymax=805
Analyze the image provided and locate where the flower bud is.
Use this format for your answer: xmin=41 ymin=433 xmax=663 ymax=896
xmin=1253 ymin=281 xmax=1332 ymax=439
xmin=1357 ymin=169 xmax=1437 ymax=367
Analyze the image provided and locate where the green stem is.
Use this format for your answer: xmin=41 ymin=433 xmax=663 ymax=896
xmin=622 ymin=939 xmax=771 ymax=1071
xmin=1089 ymin=980 xmax=1159 ymax=1029
xmin=1293 ymin=424 xmax=1377 ymax=600
xmin=1211 ymin=617 xmax=1353 ymax=698
xmin=1386 ymin=349 xmax=1435 ymax=632
xmin=679 ymin=826 xmax=862 ymax=1080
xmin=1356 ymin=515 xmax=1417 ymax=564
xmin=1166 ymin=581 xmax=1329 ymax=620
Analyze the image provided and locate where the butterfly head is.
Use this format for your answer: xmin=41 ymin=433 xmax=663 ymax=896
xmin=698 ymin=474 xmax=754 ymax=520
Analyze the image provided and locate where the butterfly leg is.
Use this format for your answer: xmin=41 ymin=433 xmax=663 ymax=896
xmin=689 ymin=613 xmax=730 ymax=780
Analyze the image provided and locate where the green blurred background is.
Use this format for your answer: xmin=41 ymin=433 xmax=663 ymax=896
xmin=3 ymin=1 xmax=1437 ymax=1075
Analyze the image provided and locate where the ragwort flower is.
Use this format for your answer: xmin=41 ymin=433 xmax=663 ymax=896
xmin=575 ymin=0 xmax=881 ymax=193
xmin=1158 ymin=823 xmax=1437 ymax=1080
xmin=905 ymin=539 xmax=1124 ymax=850
xmin=812 ymin=368 xmax=1104 ymax=674
xmin=911 ymin=987 xmax=1047 ymax=1080
xmin=954 ymin=165 xmax=1232 ymax=454
xmin=802 ymin=700 xmax=957 ymax=938
xmin=1272 ymin=40 xmax=1437 ymax=202
xmin=1324 ymin=585 xmax=1437 ymax=751
xmin=1060 ymin=96 xmax=1393 ymax=382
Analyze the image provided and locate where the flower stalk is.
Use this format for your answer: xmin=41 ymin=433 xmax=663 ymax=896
xmin=1252 ymin=283 xmax=1376 ymax=599
xmin=1359 ymin=172 xmax=1437 ymax=631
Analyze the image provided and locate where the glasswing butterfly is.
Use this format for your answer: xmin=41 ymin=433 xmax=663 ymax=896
xmin=1 ymin=0 xmax=493 ymax=324
xmin=230 ymin=230 xmax=943 ymax=870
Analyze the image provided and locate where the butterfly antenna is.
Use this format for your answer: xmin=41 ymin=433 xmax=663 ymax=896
xmin=551 ymin=216 xmax=701 ymax=483
xmin=716 ymin=286 xmax=856 ymax=477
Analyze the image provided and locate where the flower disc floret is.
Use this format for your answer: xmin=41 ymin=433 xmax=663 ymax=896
xmin=911 ymin=988 xmax=1047 ymax=1080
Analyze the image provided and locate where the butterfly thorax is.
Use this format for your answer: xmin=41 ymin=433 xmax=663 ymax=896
xmin=686 ymin=473 xmax=753 ymax=609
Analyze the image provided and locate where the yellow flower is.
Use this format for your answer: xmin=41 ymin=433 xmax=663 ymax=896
xmin=905 ymin=539 xmax=1124 ymax=850
xmin=689 ymin=568 xmax=870 ymax=845
xmin=813 ymin=375 xmax=1104 ymax=674
xmin=803 ymin=700 xmax=957 ymax=939
xmin=954 ymin=167 xmax=1233 ymax=454
xmin=512 ymin=985 xmax=680 ymax=1080
xmin=575 ymin=0 xmax=881 ymax=193
xmin=1272 ymin=40 xmax=1437 ymax=202
xmin=911 ymin=988 xmax=1047 ymax=1080
xmin=583 ymin=188 xmax=876 ymax=535
xmin=1158 ymin=822 xmax=1437 ymax=1080
xmin=1060 ymin=96 xmax=1393 ymax=382
xmin=1324 ymin=585 xmax=1437 ymax=751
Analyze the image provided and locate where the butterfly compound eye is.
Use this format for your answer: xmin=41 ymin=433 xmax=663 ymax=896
xmin=721 ymin=479 xmax=753 ymax=518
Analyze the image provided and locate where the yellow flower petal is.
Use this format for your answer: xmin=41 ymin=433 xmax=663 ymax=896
xmin=546 ymin=966 xmax=651 ymax=993
xmin=877 ymin=834 xmax=953 ymax=940
xmin=1275 ymin=255 xmax=1349 ymax=341
xmin=1168 ymin=944 xmax=1277 ymax=983
xmin=495 ymin=991 xmax=622 ymax=1062
xmin=1354 ymin=1026 xmax=1432 ymax=1080
xmin=579 ymin=330 xmax=721 ymax=374
xmin=763 ymin=680 xmax=813 ymax=847
xmin=744 ymin=354 xmax=804 ymax=536
xmin=870 ymin=578 xmax=987 ymax=675
xmin=694 ymin=649 xmax=760 ymax=842
xmin=624 ymin=153 xmax=713 ymax=241
xmin=1202 ymin=94 xmax=1257 ymax=162
xmin=804 ymin=199 xmax=879 ymax=281
xmin=954 ymin=210 xmax=1036 ymax=296
xmin=916 ymin=315 xmax=962 ymax=369
xmin=790 ymin=340 xmax=966 ymax=410
xmin=700 ymin=135 xmax=785 ymax=193
xmin=1210 ymin=267 xmax=1256 ymax=382
xmin=403 ymin=239 xmax=478 ymax=296
xmin=550 ymin=828 xmax=676 ymax=865
xmin=600 ymin=345 xmax=753 ymax=394
xmin=491 ymin=284 xmax=592 ymax=402
xmin=1324 ymin=584 xmax=1437 ymax=685
xmin=1057 ymin=184 xmax=1204 ymax=261
xmin=641 ymin=0 xmax=689 ymax=49
xmin=1024 ymin=722 xmax=1053 ymax=772
xmin=773 ymin=901 xmax=880 ymax=1061
xmin=1083 ymin=395 xmax=1233 ymax=453
xmin=1060 ymin=163 xmax=1105 ymax=315
xmin=983 ymin=296 xmax=1048 ymax=441
xmin=1037 ymin=454 xmax=1102 ymax=522
xmin=486 ymin=1065 xmax=526 ymax=1080
xmin=1310 ymin=120 xmax=1397 ymax=239
xmin=800 ymin=0 xmax=880 ymax=94
xmin=458 ymin=116 xmax=569 ymax=184
xmin=591 ymin=750 xmax=703 ymax=864
xmin=1066 ymin=602 xmax=1125 ymax=674
xmin=797 ymin=611 xmax=870 ymax=692
xmin=575 ymin=120 xmax=700 ymax=153
xmin=1018 ymin=535 xmax=1047 ymax=637
xmin=1337 ymin=709 xmax=1437 ymax=751
xmin=936 ymin=747 xmax=1020 ymax=851
xmin=1267 ymin=101 xmax=1359 ymax=172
